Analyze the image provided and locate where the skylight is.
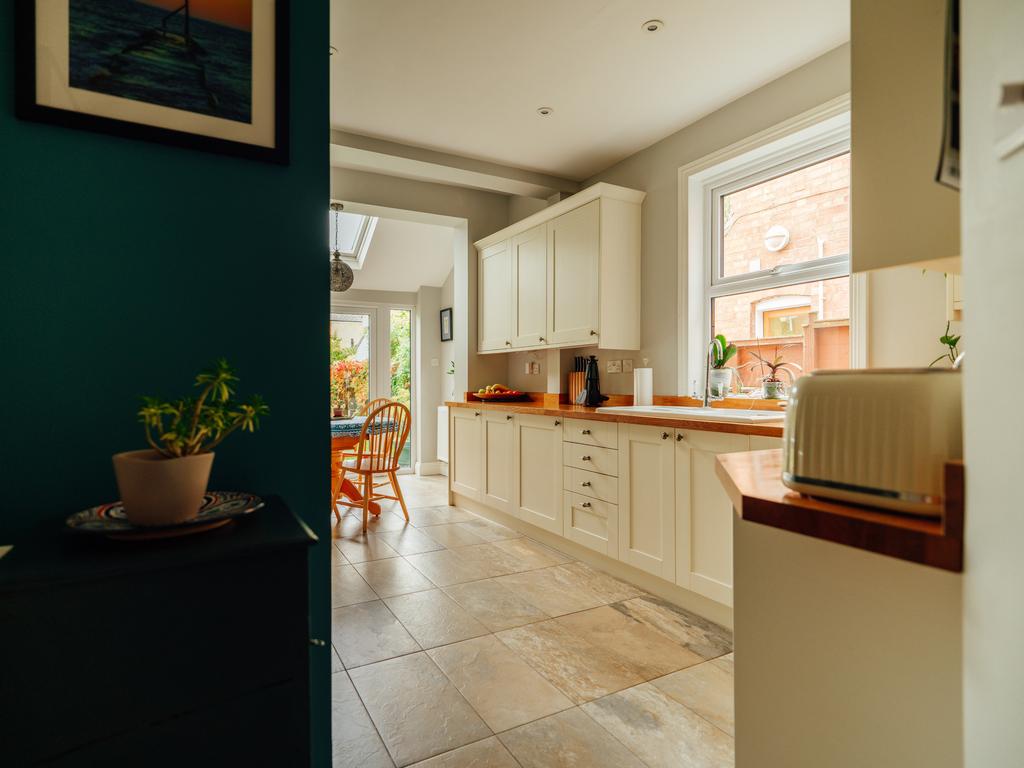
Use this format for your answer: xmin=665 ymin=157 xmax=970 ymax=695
xmin=329 ymin=207 xmax=378 ymax=269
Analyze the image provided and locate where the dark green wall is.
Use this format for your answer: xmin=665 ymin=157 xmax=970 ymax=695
xmin=0 ymin=4 xmax=331 ymax=763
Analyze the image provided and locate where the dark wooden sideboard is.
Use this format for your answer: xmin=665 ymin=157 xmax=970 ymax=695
xmin=0 ymin=496 xmax=316 ymax=767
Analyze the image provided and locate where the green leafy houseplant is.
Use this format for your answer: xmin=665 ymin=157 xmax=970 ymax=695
xmin=138 ymin=359 xmax=269 ymax=458
xmin=710 ymin=334 xmax=737 ymax=369
xmin=930 ymin=321 xmax=962 ymax=367
xmin=740 ymin=344 xmax=803 ymax=399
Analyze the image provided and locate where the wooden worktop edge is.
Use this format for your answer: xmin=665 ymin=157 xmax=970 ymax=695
xmin=445 ymin=399 xmax=785 ymax=438
xmin=716 ymin=449 xmax=964 ymax=572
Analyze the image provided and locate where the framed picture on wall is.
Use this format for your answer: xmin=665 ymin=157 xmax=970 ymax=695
xmin=15 ymin=0 xmax=289 ymax=164
xmin=440 ymin=307 xmax=453 ymax=342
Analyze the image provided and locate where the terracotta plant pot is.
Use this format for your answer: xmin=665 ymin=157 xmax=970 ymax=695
xmin=112 ymin=449 xmax=215 ymax=526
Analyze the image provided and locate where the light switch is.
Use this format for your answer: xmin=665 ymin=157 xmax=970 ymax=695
xmin=430 ymin=358 xmax=439 ymax=367
xmin=606 ymin=360 xmax=623 ymax=374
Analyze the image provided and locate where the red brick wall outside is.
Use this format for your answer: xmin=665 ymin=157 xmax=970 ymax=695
xmin=711 ymin=153 xmax=851 ymax=380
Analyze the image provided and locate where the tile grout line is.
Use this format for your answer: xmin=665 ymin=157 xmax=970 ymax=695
xmin=340 ymin=667 xmax=398 ymax=768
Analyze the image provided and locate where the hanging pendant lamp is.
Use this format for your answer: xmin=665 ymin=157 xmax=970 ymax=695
xmin=329 ymin=202 xmax=354 ymax=292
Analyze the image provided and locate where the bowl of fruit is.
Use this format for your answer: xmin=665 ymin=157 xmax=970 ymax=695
xmin=473 ymin=384 xmax=528 ymax=402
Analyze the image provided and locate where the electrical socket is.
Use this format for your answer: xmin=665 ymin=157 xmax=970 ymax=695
xmin=606 ymin=359 xmax=623 ymax=374
xmin=623 ymin=359 xmax=634 ymax=373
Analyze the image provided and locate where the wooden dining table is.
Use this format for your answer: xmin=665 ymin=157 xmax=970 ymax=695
xmin=331 ymin=417 xmax=382 ymax=516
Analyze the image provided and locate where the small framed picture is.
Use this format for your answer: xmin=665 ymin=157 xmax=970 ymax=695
xmin=15 ymin=0 xmax=289 ymax=164
xmin=439 ymin=307 xmax=453 ymax=342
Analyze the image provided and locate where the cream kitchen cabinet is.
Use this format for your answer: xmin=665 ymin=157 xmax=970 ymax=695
xmin=481 ymin=411 xmax=515 ymax=514
xmin=475 ymin=182 xmax=644 ymax=354
xmin=617 ymin=424 xmax=676 ymax=580
xmin=478 ymin=240 xmax=512 ymax=351
xmin=675 ymin=429 xmax=751 ymax=606
xmin=513 ymin=414 xmax=564 ymax=534
xmin=547 ymin=200 xmax=600 ymax=346
xmin=510 ymin=225 xmax=548 ymax=348
xmin=450 ymin=408 xmax=483 ymax=499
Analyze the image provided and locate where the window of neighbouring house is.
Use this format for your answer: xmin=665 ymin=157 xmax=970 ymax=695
xmin=685 ymin=110 xmax=855 ymax=395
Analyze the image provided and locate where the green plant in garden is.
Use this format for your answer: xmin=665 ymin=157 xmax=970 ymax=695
xmin=138 ymin=359 xmax=268 ymax=458
xmin=389 ymin=310 xmax=411 ymax=408
xmin=710 ymin=334 xmax=737 ymax=369
xmin=930 ymin=321 xmax=962 ymax=367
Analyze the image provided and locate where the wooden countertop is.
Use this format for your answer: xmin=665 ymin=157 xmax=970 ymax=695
xmin=446 ymin=399 xmax=785 ymax=438
xmin=716 ymin=449 xmax=964 ymax=572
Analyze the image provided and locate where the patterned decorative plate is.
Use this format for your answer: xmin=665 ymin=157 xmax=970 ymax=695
xmin=66 ymin=492 xmax=264 ymax=539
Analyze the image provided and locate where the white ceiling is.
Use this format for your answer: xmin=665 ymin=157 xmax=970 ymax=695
xmin=330 ymin=0 xmax=849 ymax=180
xmin=350 ymin=217 xmax=454 ymax=293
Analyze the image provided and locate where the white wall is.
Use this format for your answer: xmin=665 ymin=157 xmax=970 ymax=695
xmin=415 ymin=285 xmax=443 ymax=472
xmin=332 ymin=167 xmax=510 ymax=397
xmin=961 ymin=2 xmax=1024 ymax=765
xmin=867 ymin=267 xmax=961 ymax=368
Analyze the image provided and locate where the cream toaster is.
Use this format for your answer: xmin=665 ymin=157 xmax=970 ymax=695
xmin=782 ymin=369 xmax=962 ymax=516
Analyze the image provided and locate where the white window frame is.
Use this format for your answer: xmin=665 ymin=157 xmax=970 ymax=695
xmin=678 ymin=96 xmax=867 ymax=394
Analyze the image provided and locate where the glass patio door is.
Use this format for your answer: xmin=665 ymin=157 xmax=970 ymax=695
xmin=330 ymin=306 xmax=414 ymax=471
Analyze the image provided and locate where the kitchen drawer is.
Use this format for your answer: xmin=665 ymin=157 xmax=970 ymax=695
xmin=563 ymin=491 xmax=617 ymax=556
xmin=562 ymin=418 xmax=618 ymax=450
xmin=562 ymin=443 xmax=618 ymax=477
xmin=563 ymin=466 xmax=618 ymax=504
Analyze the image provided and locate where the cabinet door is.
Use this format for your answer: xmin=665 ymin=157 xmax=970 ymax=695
xmin=617 ymin=424 xmax=675 ymax=580
xmin=513 ymin=414 xmax=563 ymax=534
xmin=482 ymin=411 xmax=515 ymax=513
xmin=450 ymin=409 xmax=482 ymax=500
xmin=675 ymin=430 xmax=749 ymax=606
xmin=478 ymin=240 xmax=512 ymax=352
xmin=511 ymin=225 xmax=548 ymax=348
xmin=547 ymin=200 xmax=600 ymax=346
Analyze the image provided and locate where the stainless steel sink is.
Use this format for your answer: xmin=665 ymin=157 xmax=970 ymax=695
xmin=596 ymin=405 xmax=784 ymax=423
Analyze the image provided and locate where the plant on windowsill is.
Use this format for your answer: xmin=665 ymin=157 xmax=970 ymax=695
xmin=112 ymin=360 xmax=269 ymax=527
xmin=929 ymin=321 xmax=962 ymax=368
xmin=709 ymin=334 xmax=738 ymax=397
xmin=740 ymin=344 xmax=803 ymax=400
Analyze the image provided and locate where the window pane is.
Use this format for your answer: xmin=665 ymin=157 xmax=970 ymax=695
xmin=330 ymin=313 xmax=370 ymax=416
xmin=389 ymin=309 xmax=412 ymax=469
xmin=720 ymin=153 xmax=850 ymax=278
xmin=711 ymin=276 xmax=850 ymax=391
xmin=329 ymin=210 xmax=367 ymax=255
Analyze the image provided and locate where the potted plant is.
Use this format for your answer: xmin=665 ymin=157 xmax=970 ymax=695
xmin=709 ymin=334 xmax=737 ymax=397
xmin=113 ymin=360 xmax=268 ymax=526
xmin=930 ymin=321 xmax=962 ymax=367
xmin=446 ymin=360 xmax=456 ymax=400
xmin=741 ymin=345 xmax=803 ymax=400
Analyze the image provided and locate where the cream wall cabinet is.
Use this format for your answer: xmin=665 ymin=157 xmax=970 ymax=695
xmin=475 ymin=183 xmax=644 ymax=354
xmin=617 ymin=424 xmax=676 ymax=581
xmin=450 ymin=408 xmax=483 ymax=499
xmin=675 ymin=429 xmax=751 ymax=606
xmin=513 ymin=414 xmax=564 ymax=534
xmin=478 ymin=240 xmax=512 ymax=351
xmin=510 ymin=225 xmax=548 ymax=348
xmin=481 ymin=411 xmax=515 ymax=514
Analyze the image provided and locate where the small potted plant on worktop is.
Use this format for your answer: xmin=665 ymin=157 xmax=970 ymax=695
xmin=742 ymin=345 xmax=803 ymax=400
xmin=930 ymin=321 xmax=962 ymax=367
xmin=112 ymin=360 xmax=268 ymax=526
xmin=709 ymin=334 xmax=738 ymax=397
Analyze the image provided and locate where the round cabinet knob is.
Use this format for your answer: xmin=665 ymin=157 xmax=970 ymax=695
xmin=474 ymin=411 xmax=481 ymax=417
xmin=581 ymin=481 xmax=592 ymax=487
xmin=505 ymin=340 xmax=512 ymax=346
xmin=581 ymin=502 xmax=592 ymax=508
xmin=589 ymin=330 xmax=598 ymax=336
xmin=554 ymin=420 xmax=561 ymax=426
xmin=676 ymin=433 xmax=685 ymax=442
xmin=506 ymin=414 xmax=513 ymax=420
xmin=582 ymin=455 xmax=591 ymax=461
xmin=662 ymin=432 xmax=670 ymax=440
xmin=581 ymin=429 xmax=592 ymax=435
xmin=539 ymin=337 xmax=546 ymax=342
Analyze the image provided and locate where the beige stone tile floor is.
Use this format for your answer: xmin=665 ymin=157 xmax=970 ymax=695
xmin=331 ymin=474 xmax=736 ymax=768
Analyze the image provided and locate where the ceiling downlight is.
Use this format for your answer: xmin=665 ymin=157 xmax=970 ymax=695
xmin=642 ymin=19 xmax=665 ymax=33
xmin=536 ymin=106 xmax=554 ymax=117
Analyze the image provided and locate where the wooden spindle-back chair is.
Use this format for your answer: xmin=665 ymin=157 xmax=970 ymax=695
xmin=333 ymin=401 xmax=412 ymax=533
